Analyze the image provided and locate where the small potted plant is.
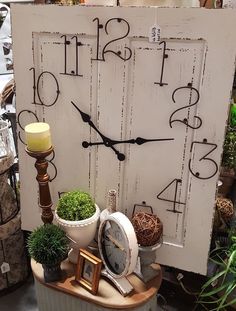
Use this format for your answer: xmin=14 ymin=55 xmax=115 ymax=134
xmin=55 ymin=190 xmax=100 ymax=263
xmin=27 ymin=224 xmax=69 ymax=282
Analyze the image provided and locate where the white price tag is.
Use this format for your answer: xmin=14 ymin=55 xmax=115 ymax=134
xmin=149 ymin=24 xmax=161 ymax=43
xmin=1 ymin=262 xmax=10 ymax=274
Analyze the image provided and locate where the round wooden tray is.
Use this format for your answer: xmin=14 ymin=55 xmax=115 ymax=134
xmin=32 ymin=259 xmax=162 ymax=310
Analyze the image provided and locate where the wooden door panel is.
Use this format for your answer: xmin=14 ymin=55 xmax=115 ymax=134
xmin=12 ymin=5 xmax=236 ymax=274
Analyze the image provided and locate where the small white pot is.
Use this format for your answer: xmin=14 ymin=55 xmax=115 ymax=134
xmin=55 ymin=204 xmax=100 ymax=264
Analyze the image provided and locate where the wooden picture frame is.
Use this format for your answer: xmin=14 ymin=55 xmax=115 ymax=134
xmin=75 ymin=249 xmax=102 ymax=295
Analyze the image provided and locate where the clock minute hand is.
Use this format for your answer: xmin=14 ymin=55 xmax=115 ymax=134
xmin=109 ymin=137 xmax=174 ymax=146
xmin=82 ymin=137 xmax=174 ymax=147
xmin=134 ymin=137 xmax=174 ymax=145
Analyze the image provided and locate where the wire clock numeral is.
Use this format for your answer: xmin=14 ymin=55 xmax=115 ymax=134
xmin=17 ymin=109 xmax=39 ymax=145
xmin=154 ymin=41 xmax=168 ymax=87
xmin=30 ymin=68 xmax=60 ymax=107
xmin=92 ymin=17 xmax=132 ymax=62
xmin=188 ymin=139 xmax=218 ymax=180
xmin=157 ymin=179 xmax=185 ymax=214
xmin=60 ymin=35 xmax=83 ymax=77
xmin=169 ymin=83 xmax=202 ymax=129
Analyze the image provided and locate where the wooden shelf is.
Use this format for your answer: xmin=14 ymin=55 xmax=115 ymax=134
xmin=31 ymin=259 xmax=162 ymax=310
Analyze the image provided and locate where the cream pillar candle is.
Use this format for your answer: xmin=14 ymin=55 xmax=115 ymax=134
xmin=25 ymin=122 xmax=52 ymax=152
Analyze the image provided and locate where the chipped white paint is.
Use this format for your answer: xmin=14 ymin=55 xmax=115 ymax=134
xmin=12 ymin=5 xmax=236 ymax=274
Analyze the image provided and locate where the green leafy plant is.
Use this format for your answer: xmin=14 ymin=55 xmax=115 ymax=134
xmin=27 ymin=224 xmax=69 ymax=266
xmin=222 ymin=128 xmax=236 ymax=170
xmin=197 ymin=235 xmax=236 ymax=310
xmin=57 ymin=190 xmax=96 ymax=221
xmin=230 ymin=104 xmax=236 ymax=128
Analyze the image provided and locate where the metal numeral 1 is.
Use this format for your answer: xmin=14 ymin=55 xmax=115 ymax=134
xmin=154 ymin=41 xmax=168 ymax=87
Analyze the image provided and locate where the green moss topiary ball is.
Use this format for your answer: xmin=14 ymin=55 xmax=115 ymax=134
xmin=57 ymin=190 xmax=96 ymax=221
xmin=27 ymin=224 xmax=69 ymax=266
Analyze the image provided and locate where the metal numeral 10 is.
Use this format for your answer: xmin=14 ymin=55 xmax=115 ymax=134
xmin=30 ymin=68 xmax=60 ymax=107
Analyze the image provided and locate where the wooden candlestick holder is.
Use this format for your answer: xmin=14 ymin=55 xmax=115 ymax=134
xmin=25 ymin=146 xmax=54 ymax=224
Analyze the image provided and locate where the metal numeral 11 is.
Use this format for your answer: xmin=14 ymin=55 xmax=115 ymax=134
xmin=60 ymin=35 xmax=83 ymax=77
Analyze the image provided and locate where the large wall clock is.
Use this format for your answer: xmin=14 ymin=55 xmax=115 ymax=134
xmin=12 ymin=5 xmax=236 ymax=274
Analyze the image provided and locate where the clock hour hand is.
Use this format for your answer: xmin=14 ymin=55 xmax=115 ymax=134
xmin=106 ymin=234 xmax=125 ymax=251
xmin=71 ymin=101 xmax=117 ymax=147
xmin=71 ymin=101 xmax=108 ymax=141
xmin=71 ymin=101 xmax=126 ymax=161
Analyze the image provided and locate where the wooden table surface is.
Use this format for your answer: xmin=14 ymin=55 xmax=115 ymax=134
xmin=32 ymin=259 xmax=162 ymax=310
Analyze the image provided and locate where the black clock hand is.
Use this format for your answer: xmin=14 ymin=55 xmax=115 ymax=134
xmin=71 ymin=101 xmax=126 ymax=161
xmin=71 ymin=101 xmax=112 ymax=146
xmin=82 ymin=137 xmax=174 ymax=146
xmin=134 ymin=137 xmax=174 ymax=145
xmin=82 ymin=139 xmax=135 ymax=147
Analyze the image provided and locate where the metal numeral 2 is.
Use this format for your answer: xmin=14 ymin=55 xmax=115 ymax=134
xmin=169 ymin=83 xmax=202 ymax=129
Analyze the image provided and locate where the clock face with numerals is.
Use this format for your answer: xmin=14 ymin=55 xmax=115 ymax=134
xmin=98 ymin=212 xmax=138 ymax=278
xmin=12 ymin=5 xmax=236 ymax=274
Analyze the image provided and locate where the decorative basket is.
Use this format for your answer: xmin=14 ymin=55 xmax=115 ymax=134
xmin=132 ymin=212 xmax=163 ymax=247
xmin=213 ymin=197 xmax=234 ymax=232
xmin=216 ymin=197 xmax=234 ymax=220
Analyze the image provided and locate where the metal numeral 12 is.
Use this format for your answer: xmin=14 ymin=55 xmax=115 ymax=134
xmin=92 ymin=17 xmax=132 ymax=62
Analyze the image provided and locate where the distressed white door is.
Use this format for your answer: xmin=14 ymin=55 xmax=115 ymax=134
xmin=12 ymin=5 xmax=236 ymax=274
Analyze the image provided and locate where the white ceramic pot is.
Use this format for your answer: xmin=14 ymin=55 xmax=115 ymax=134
xmin=55 ymin=204 xmax=100 ymax=264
